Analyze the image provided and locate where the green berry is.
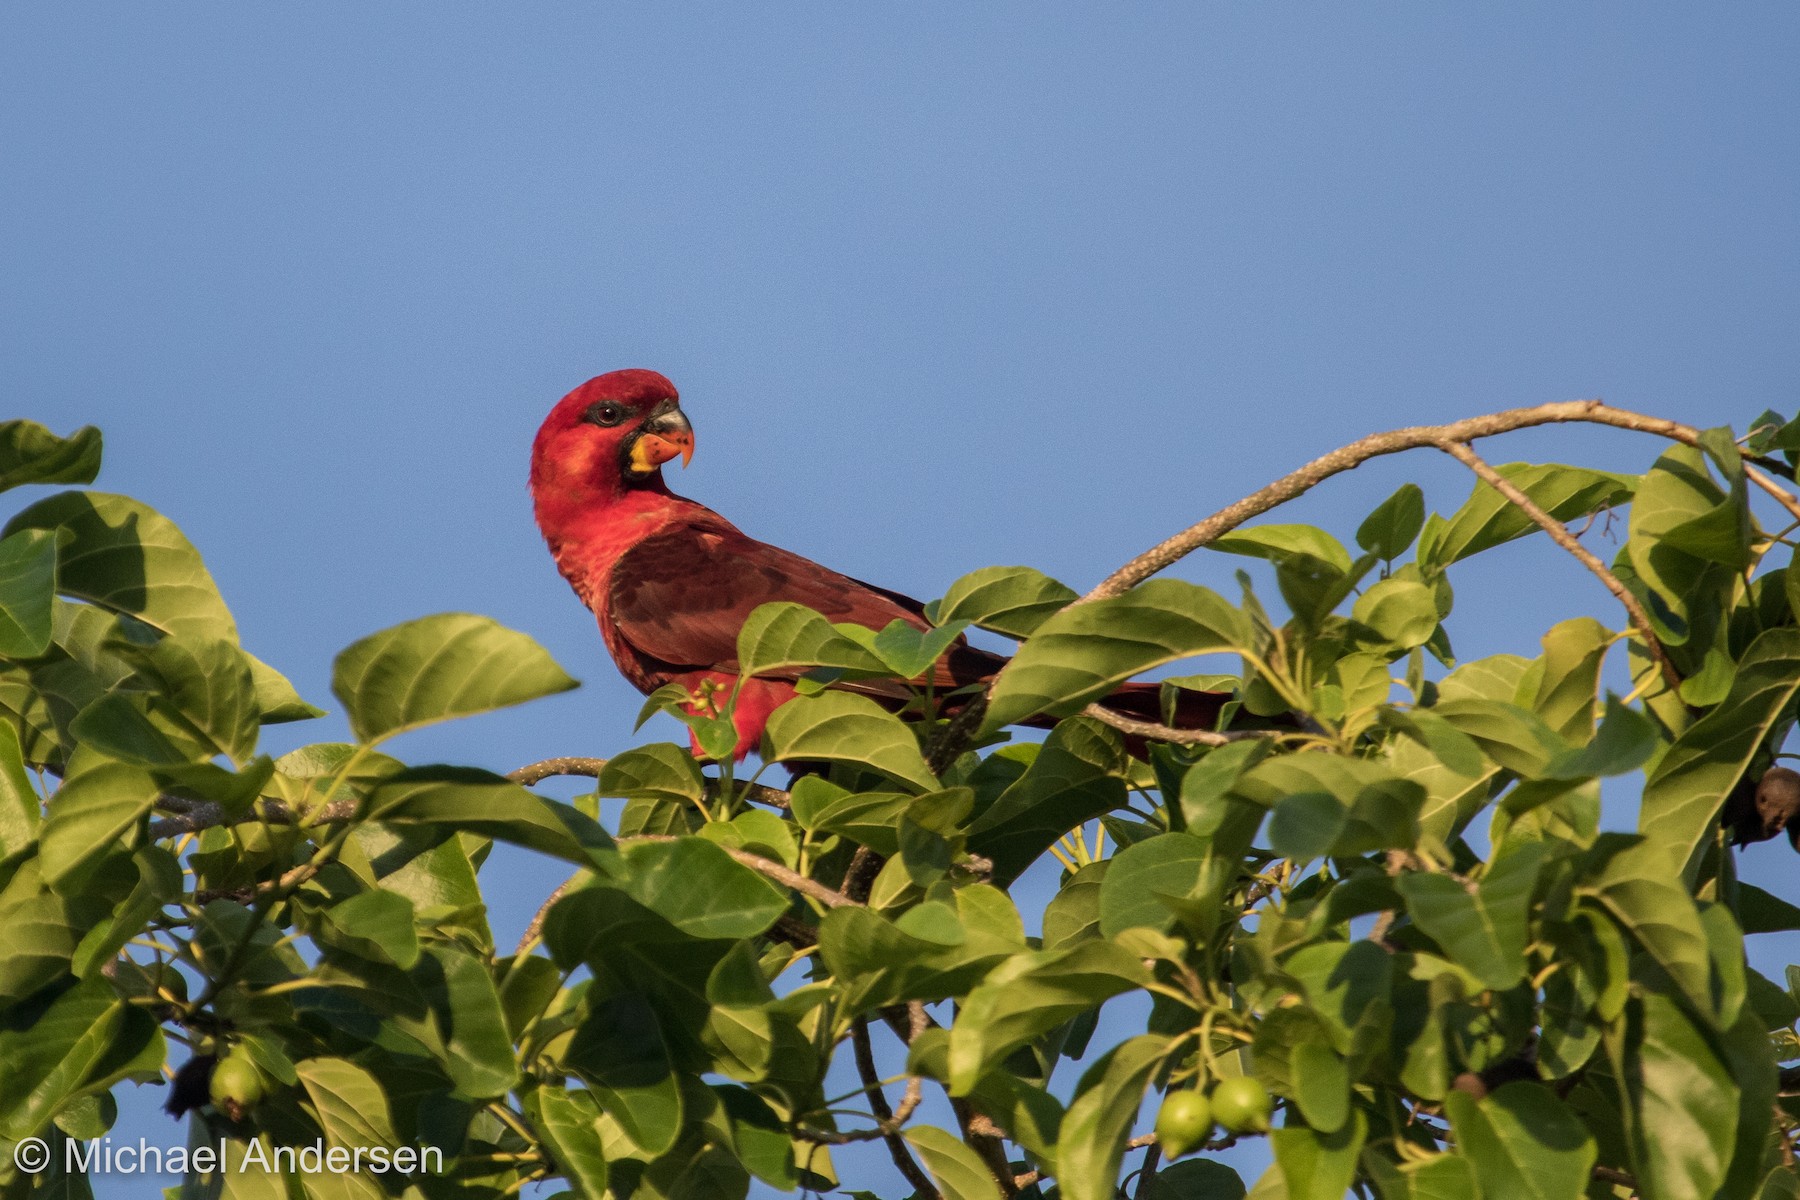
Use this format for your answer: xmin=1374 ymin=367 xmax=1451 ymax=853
xmin=1210 ymin=1076 xmax=1273 ymax=1134
xmin=1154 ymin=1089 xmax=1214 ymax=1157
xmin=209 ymin=1053 xmax=265 ymax=1114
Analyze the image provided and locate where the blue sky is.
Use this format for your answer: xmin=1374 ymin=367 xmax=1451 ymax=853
xmin=5 ymin=4 xmax=1799 ymax=1196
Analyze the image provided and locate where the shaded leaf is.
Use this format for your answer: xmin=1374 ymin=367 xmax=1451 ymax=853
xmin=4 ymin=491 xmax=238 ymax=643
xmin=0 ymin=422 xmax=102 ymax=492
xmin=0 ymin=529 xmax=58 ymax=658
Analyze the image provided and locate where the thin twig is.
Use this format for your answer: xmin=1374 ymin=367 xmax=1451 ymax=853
xmin=1436 ymin=439 xmax=1682 ymax=694
xmin=1078 ymin=704 xmax=1282 ymax=747
xmin=846 ymin=1018 xmax=936 ymax=1198
xmin=514 ymin=874 xmax=583 ymax=957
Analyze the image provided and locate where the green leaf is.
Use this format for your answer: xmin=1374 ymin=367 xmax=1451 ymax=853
xmin=417 ymin=943 xmax=519 ymax=1098
xmin=763 ymin=690 xmax=938 ymax=791
xmin=965 ymin=716 xmax=1127 ymax=886
xmin=1529 ymin=617 xmax=1613 ymax=739
xmin=364 ymin=766 xmax=612 ymax=867
xmin=295 ymin=1057 xmax=399 ymax=1149
xmin=1583 ymin=835 xmax=1714 ymax=1020
xmin=533 ymin=1088 xmax=608 ymax=1199
xmin=1238 ymin=755 xmax=1421 ymax=861
xmin=0 ymin=529 xmax=59 ymax=658
xmin=1737 ymin=882 xmax=1800 ymax=934
xmin=1270 ymin=1110 xmax=1365 ymax=1200
xmin=1613 ymin=993 xmax=1737 ymax=1200
xmin=331 ymin=612 xmax=578 ymax=742
xmin=1638 ymin=628 xmax=1800 ymax=881
xmin=1209 ymin=524 xmax=1353 ymax=576
xmin=818 ymin=904 xmax=1013 ymax=1014
xmin=1357 ymin=483 xmax=1428 ymax=561
xmin=244 ymin=652 xmax=322 ymax=724
xmin=1044 ymin=861 xmax=1109 ymax=950
xmin=1281 ymin=941 xmax=1394 ymax=1056
xmin=1418 ymin=462 xmax=1632 ymax=570
xmin=1626 ymin=444 xmax=1736 ymax=642
xmin=1427 ymin=698 xmax=1571 ymax=779
xmin=1660 ymin=428 xmax=1753 ymax=569
xmin=597 ymin=743 xmax=706 ymax=807
xmin=0 ymin=977 xmax=144 ymax=1139
xmin=1352 ymin=579 xmax=1439 ymax=651
xmin=982 ymin=579 xmax=1249 ymax=732
xmin=1442 ymin=1083 xmax=1594 ymax=1200
xmin=0 ymin=422 xmax=102 ymax=492
xmin=1144 ymin=1159 xmax=1247 ymax=1200
xmin=1054 ymin=1035 xmax=1169 ymax=1200
xmin=565 ymin=992 xmax=684 ymax=1156
xmin=616 ymin=837 xmax=787 ymax=939
xmin=39 ymin=760 xmax=160 ymax=893
xmin=315 ymin=889 xmax=419 ymax=969
xmin=1098 ymin=833 xmax=1207 ymax=937
xmin=1542 ymin=695 xmax=1657 ymax=780
xmin=1289 ymin=1041 xmax=1350 ymax=1133
xmin=787 ymin=776 xmax=915 ymax=856
xmin=0 ymin=860 xmax=83 ymax=1004
xmin=1364 ymin=1153 xmax=1478 ymax=1200
xmin=0 ymin=720 xmax=41 ymax=857
xmin=734 ymin=602 xmax=890 ymax=681
xmin=4 ymin=491 xmax=240 ymax=645
xmin=855 ymin=617 xmax=971 ymax=680
xmin=947 ymin=942 xmax=1150 ymax=1094
xmin=927 ymin=566 xmax=1079 ymax=638
xmin=904 ymin=1125 xmax=1004 ymax=1200
xmin=122 ymin=633 xmax=262 ymax=765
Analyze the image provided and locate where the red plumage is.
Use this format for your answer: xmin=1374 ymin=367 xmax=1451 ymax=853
xmin=531 ymin=369 xmax=1222 ymax=759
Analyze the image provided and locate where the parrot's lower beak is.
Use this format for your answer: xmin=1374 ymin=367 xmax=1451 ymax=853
xmin=628 ymin=409 xmax=695 ymax=475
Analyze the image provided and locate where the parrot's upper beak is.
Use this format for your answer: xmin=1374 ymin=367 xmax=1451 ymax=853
xmin=628 ymin=407 xmax=695 ymax=475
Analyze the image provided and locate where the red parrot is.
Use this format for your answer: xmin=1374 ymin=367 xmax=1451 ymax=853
xmin=531 ymin=369 xmax=1224 ymax=760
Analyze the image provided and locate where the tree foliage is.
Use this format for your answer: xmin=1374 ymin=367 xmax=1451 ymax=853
xmin=0 ymin=408 xmax=1797 ymax=1200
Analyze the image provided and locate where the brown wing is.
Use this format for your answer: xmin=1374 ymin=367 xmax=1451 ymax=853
xmin=607 ymin=522 xmax=1002 ymax=687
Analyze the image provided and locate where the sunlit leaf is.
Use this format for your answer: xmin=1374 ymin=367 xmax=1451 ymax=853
xmin=985 ymin=579 xmax=1250 ymax=732
xmin=332 ymin=612 xmax=578 ymax=742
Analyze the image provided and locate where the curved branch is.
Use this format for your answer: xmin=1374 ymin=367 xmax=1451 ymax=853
xmin=1437 ymin=439 xmax=1682 ymax=694
xmin=1083 ymin=399 xmax=1800 ymax=602
xmin=507 ymin=756 xmax=607 ymax=785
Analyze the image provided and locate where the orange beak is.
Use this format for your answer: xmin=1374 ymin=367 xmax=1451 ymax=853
xmin=627 ymin=408 xmax=696 ymax=475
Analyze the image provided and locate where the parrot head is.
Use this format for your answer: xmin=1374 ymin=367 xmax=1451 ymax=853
xmin=530 ymin=369 xmax=696 ymax=502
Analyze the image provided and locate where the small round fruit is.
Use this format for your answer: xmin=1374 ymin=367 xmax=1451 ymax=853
xmin=1154 ymin=1089 xmax=1213 ymax=1157
xmin=209 ymin=1054 xmax=265 ymax=1114
xmin=1210 ymin=1076 xmax=1273 ymax=1134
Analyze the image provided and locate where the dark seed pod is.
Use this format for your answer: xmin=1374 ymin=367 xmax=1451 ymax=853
xmin=1755 ymin=767 xmax=1800 ymax=844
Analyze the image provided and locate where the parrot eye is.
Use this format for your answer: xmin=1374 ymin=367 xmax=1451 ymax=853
xmin=585 ymin=402 xmax=629 ymax=428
